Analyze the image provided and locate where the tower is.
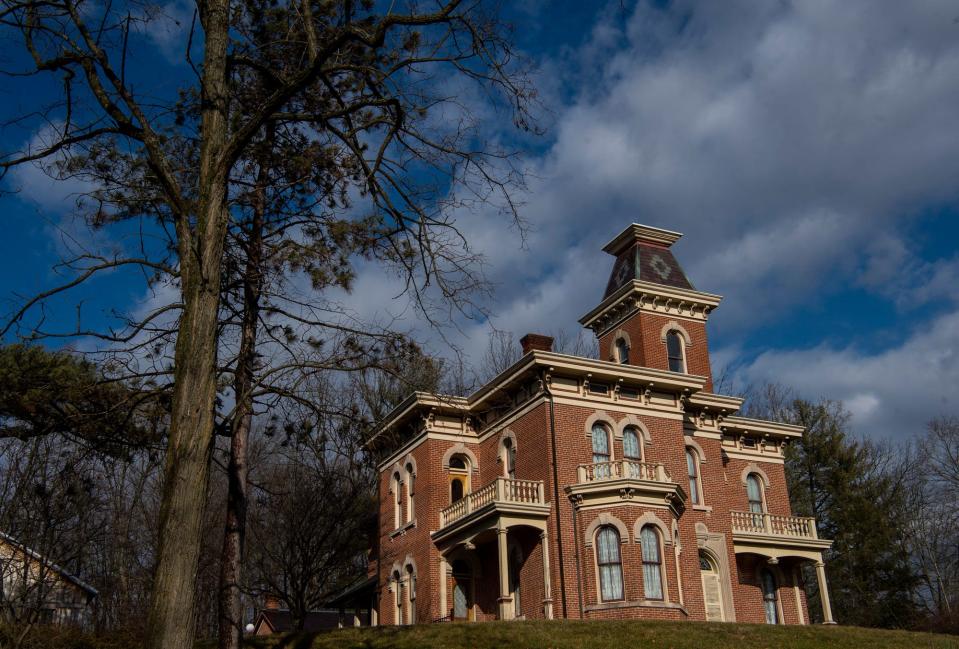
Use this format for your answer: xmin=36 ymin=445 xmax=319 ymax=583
xmin=578 ymin=223 xmax=722 ymax=392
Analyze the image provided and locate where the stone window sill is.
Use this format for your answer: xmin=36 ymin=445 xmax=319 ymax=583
xmin=692 ymin=504 xmax=713 ymax=512
xmin=585 ymin=599 xmax=688 ymax=615
xmin=389 ymin=519 xmax=417 ymax=539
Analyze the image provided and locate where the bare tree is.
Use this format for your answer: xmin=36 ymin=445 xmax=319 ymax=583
xmin=0 ymin=2 xmax=537 ymax=648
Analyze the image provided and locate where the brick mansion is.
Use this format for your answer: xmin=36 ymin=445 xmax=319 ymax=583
xmin=364 ymin=223 xmax=835 ymax=626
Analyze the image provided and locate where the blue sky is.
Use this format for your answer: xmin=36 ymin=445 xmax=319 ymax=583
xmin=3 ymin=0 xmax=959 ymax=440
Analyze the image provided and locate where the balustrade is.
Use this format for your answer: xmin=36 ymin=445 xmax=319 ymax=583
xmin=576 ymin=460 xmax=669 ymax=484
xmin=730 ymin=510 xmax=818 ymax=539
xmin=439 ymin=477 xmax=545 ymax=528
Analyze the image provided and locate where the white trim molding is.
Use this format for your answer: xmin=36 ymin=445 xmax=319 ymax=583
xmin=660 ymin=320 xmax=693 ymax=346
xmin=584 ymin=513 xmax=629 ymax=548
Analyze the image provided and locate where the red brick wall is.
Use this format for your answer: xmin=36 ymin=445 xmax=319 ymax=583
xmin=598 ymin=312 xmax=714 ymax=391
xmin=375 ymin=398 xmax=803 ymax=627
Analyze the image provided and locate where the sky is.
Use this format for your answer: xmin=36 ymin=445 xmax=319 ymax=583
xmin=2 ymin=0 xmax=959 ymax=441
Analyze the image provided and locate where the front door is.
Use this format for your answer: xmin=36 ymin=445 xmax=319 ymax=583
xmin=452 ymin=560 xmax=474 ymax=621
xmin=700 ymin=553 xmax=725 ymax=622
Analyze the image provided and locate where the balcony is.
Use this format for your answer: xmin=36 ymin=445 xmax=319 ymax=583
xmin=566 ymin=460 xmax=685 ymax=514
xmin=730 ymin=510 xmax=832 ymax=560
xmin=577 ymin=460 xmax=670 ymax=484
xmin=433 ymin=478 xmax=550 ymax=547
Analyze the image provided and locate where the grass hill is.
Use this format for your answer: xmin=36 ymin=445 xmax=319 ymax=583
xmin=9 ymin=620 xmax=959 ymax=649
xmin=246 ymin=619 xmax=958 ymax=649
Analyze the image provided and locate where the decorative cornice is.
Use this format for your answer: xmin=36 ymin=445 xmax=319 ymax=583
xmin=721 ymin=415 xmax=804 ymax=439
xmin=579 ymin=280 xmax=723 ymax=335
xmin=602 ymin=223 xmax=683 ymax=255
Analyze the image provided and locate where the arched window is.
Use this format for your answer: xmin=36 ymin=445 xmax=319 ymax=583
xmin=392 ymin=472 xmax=402 ymax=529
xmin=502 ymin=437 xmax=516 ymax=479
xmin=615 ymin=338 xmax=629 ymax=364
xmin=591 ymin=423 xmax=612 ymax=478
xmin=746 ymin=474 xmax=765 ymax=513
xmin=392 ymin=570 xmax=403 ymax=625
xmin=686 ymin=447 xmax=701 ymax=505
xmin=623 ymin=426 xmax=642 ymax=478
xmin=640 ymin=525 xmax=664 ymax=600
xmin=405 ymin=564 xmax=416 ymax=624
xmin=448 ymin=454 xmax=470 ymax=504
xmin=666 ymin=331 xmax=685 ymax=373
xmin=761 ymin=568 xmax=779 ymax=624
xmin=405 ymin=463 xmax=415 ymax=523
xmin=596 ymin=526 xmax=624 ymax=601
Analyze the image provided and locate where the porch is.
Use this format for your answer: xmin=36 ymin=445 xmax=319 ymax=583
xmin=730 ymin=510 xmax=835 ymax=624
xmin=432 ymin=477 xmax=552 ymax=622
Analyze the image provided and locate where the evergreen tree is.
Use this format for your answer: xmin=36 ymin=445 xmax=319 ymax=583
xmin=785 ymin=399 xmax=919 ymax=627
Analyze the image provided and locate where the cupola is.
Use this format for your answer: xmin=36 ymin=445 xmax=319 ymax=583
xmin=580 ymin=223 xmax=722 ymax=391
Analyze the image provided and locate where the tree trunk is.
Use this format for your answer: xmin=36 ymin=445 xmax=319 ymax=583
xmin=144 ymin=0 xmax=232 ymax=645
xmin=217 ymin=180 xmax=265 ymax=649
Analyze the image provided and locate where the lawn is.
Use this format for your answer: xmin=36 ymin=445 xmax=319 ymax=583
xmin=245 ymin=620 xmax=959 ymax=649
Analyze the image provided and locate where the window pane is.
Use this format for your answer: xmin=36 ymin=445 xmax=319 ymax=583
xmin=596 ymin=527 xmax=623 ymax=601
xmin=762 ymin=570 xmax=778 ymax=624
xmin=667 ymin=332 xmax=685 ymax=372
xmin=623 ymin=429 xmax=640 ymax=460
xmin=641 ymin=527 xmax=660 ymax=562
xmin=686 ymin=449 xmax=700 ymax=505
xmin=616 ymin=338 xmax=629 ymax=364
xmin=641 ymin=526 xmax=663 ymax=600
xmin=592 ymin=424 xmax=610 ymax=473
xmin=747 ymin=475 xmax=763 ymax=513
xmin=643 ymin=563 xmax=663 ymax=600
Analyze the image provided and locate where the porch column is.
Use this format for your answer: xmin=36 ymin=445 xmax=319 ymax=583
xmin=438 ymin=555 xmax=448 ymax=621
xmin=497 ymin=527 xmax=513 ymax=620
xmin=815 ymin=560 xmax=836 ymax=624
xmin=793 ymin=566 xmax=805 ymax=625
xmin=540 ymin=530 xmax=554 ymax=620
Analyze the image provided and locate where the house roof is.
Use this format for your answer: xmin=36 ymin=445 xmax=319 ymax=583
xmin=0 ymin=531 xmax=98 ymax=598
xmin=253 ymin=609 xmax=343 ymax=634
xmin=324 ymin=575 xmax=376 ymax=608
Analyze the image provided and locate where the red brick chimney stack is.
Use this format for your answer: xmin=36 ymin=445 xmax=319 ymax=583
xmin=520 ymin=333 xmax=554 ymax=355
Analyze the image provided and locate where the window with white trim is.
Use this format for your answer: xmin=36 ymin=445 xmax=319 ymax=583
xmin=761 ymin=568 xmax=779 ymax=624
xmin=591 ymin=423 xmax=612 ymax=477
xmin=666 ymin=331 xmax=685 ymax=373
xmin=501 ymin=437 xmax=516 ymax=479
xmin=405 ymin=564 xmax=416 ymax=624
xmin=392 ymin=472 xmax=402 ymax=529
xmin=615 ymin=337 xmax=629 ymax=364
xmin=623 ymin=426 xmax=642 ymax=478
xmin=686 ymin=447 xmax=702 ymax=505
xmin=596 ymin=526 xmax=624 ymax=601
xmin=640 ymin=525 xmax=664 ymax=600
xmin=746 ymin=473 xmax=765 ymax=513
xmin=405 ymin=462 xmax=415 ymax=523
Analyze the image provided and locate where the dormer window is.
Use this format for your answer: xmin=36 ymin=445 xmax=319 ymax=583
xmin=666 ymin=331 xmax=686 ymax=373
xmin=615 ymin=338 xmax=629 ymax=364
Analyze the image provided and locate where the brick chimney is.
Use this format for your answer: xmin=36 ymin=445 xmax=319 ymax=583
xmin=263 ymin=594 xmax=282 ymax=610
xmin=520 ymin=333 xmax=554 ymax=355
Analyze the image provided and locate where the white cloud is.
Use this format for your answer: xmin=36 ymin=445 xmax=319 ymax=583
xmin=732 ymin=309 xmax=959 ymax=439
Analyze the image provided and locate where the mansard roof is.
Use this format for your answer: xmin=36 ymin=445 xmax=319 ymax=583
xmin=602 ymin=223 xmax=694 ymax=298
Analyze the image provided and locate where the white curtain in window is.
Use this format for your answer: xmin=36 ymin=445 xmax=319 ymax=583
xmin=641 ymin=526 xmax=664 ymax=600
xmin=761 ymin=569 xmax=779 ymax=624
xmin=596 ymin=527 xmax=623 ymax=601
